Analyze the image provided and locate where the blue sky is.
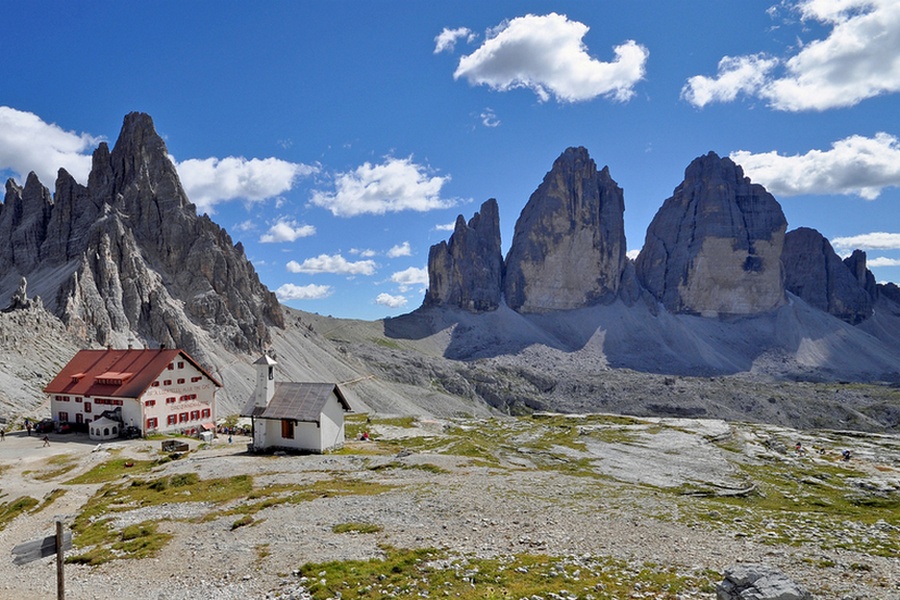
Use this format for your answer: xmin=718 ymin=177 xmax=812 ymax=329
xmin=2 ymin=1 xmax=900 ymax=320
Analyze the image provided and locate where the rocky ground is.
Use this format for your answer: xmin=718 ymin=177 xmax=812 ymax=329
xmin=1 ymin=414 xmax=898 ymax=599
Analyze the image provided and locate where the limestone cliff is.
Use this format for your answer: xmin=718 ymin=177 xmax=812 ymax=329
xmin=424 ymin=199 xmax=503 ymax=311
xmin=782 ymin=227 xmax=873 ymax=324
xmin=504 ymin=147 xmax=627 ymax=312
xmin=0 ymin=112 xmax=283 ymax=359
xmin=635 ymin=152 xmax=787 ymax=316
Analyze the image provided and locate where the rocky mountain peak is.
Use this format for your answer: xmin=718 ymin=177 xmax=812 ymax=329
xmin=503 ymin=146 xmax=627 ymax=312
xmin=782 ymin=227 xmax=873 ymax=324
xmin=636 ymin=151 xmax=787 ymax=316
xmin=424 ymin=198 xmax=503 ymax=311
xmin=0 ymin=112 xmax=283 ymax=361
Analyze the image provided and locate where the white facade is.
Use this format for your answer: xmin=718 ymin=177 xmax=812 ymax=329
xmin=48 ymin=351 xmax=217 ymax=436
xmin=247 ymin=355 xmax=349 ymax=453
xmin=137 ymin=357 xmax=217 ymax=434
xmin=252 ymin=394 xmax=347 ymax=453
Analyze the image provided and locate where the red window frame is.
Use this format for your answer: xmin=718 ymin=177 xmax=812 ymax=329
xmin=147 ymin=417 xmax=158 ymax=429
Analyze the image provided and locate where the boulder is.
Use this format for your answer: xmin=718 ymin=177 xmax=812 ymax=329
xmin=504 ymin=146 xmax=627 ymax=312
xmin=717 ymin=564 xmax=814 ymax=600
xmin=782 ymin=227 xmax=872 ymax=324
xmin=424 ymin=198 xmax=503 ymax=311
xmin=636 ymin=152 xmax=787 ymax=317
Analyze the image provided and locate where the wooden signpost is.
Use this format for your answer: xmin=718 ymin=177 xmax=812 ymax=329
xmin=11 ymin=520 xmax=72 ymax=599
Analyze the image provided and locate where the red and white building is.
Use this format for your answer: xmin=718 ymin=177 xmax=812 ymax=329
xmin=43 ymin=348 xmax=221 ymax=436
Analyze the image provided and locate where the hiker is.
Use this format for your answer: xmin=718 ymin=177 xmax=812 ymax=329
xmin=42 ymin=434 xmax=50 ymax=447
xmin=1 ymin=428 xmax=5 ymax=441
xmin=26 ymin=419 xmax=31 ymax=436
xmin=795 ymin=442 xmax=805 ymax=455
xmin=842 ymin=449 xmax=851 ymax=461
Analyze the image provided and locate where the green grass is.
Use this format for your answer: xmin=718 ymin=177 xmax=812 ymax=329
xmin=32 ymin=453 xmax=80 ymax=481
xmin=36 ymin=488 xmax=67 ymax=513
xmin=0 ymin=496 xmax=39 ymax=531
xmin=332 ymin=521 xmax=383 ymax=534
xmin=65 ymin=457 xmax=159 ymax=484
xmin=68 ymin=521 xmax=172 ymax=566
xmin=674 ymin=454 xmax=900 ymax=557
xmin=296 ymin=546 xmax=717 ymax=599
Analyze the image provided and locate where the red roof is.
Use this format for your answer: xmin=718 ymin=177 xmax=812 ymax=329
xmin=43 ymin=348 xmax=221 ymax=399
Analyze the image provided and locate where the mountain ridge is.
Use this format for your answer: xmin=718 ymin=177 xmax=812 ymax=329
xmin=1 ymin=113 xmax=899 ymax=432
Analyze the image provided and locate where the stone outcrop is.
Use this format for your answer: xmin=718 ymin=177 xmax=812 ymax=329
xmin=843 ymin=249 xmax=877 ymax=299
xmin=782 ymin=227 xmax=873 ymax=324
xmin=635 ymin=152 xmax=787 ymax=316
xmin=716 ymin=564 xmax=814 ymax=600
xmin=503 ymin=147 xmax=626 ymax=312
xmin=424 ymin=199 xmax=503 ymax=311
xmin=0 ymin=112 xmax=283 ymax=357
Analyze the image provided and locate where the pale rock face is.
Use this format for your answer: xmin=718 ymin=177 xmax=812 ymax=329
xmin=504 ymin=147 xmax=626 ymax=312
xmin=424 ymin=198 xmax=503 ymax=312
xmin=636 ymin=152 xmax=787 ymax=317
xmin=0 ymin=112 xmax=283 ymax=358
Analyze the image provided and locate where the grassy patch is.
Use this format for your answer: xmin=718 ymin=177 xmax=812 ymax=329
xmin=66 ymin=458 xmax=159 ymax=484
xmin=332 ymin=521 xmax=383 ymax=534
xmin=32 ymin=453 xmax=79 ymax=481
xmin=68 ymin=521 xmax=172 ymax=566
xmin=70 ymin=473 xmax=255 ymax=564
xmin=231 ymin=515 xmax=255 ymax=530
xmin=371 ymin=337 xmax=402 ymax=349
xmin=36 ymin=488 xmax=67 ymax=512
xmin=296 ymin=546 xmax=717 ymax=599
xmin=675 ymin=456 xmax=900 ymax=557
xmin=0 ymin=496 xmax=39 ymax=531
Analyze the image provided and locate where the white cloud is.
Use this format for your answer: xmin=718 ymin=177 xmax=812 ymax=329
xmin=684 ymin=0 xmax=900 ymax=111
xmin=375 ymin=293 xmax=408 ymax=309
xmin=259 ymin=218 xmax=316 ymax=243
xmin=480 ymin=108 xmax=501 ymax=128
xmin=626 ymin=249 xmax=640 ymax=260
xmin=831 ymin=232 xmax=900 ymax=251
xmin=176 ymin=156 xmax=318 ymax=214
xmin=731 ymin=132 xmax=900 ymax=199
xmin=310 ymin=157 xmax=454 ymax=217
xmin=0 ymin=106 xmax=100 ymax=185
xmin=867 ymin=256 xmax=900 ymax=267
xmin=681 ymin=54 xmax=778 ymax=108
xmin=391 ymin=266 xmax=428 ymax=292
xmin=434 ymin=27 xmax=475 ymax=53
xmin=434 ymin=221 xmax=457 ymax=232
xmin=234 ymin=220 xmax=256 ymax=233
xmin=349 ymin=248 xmax=377 ymax=258
xmin=387 ymin=241 xmax=412 ymax=258
xmin=453 ymin=13 xmax=648 ymax=103
xmin=275 ymin=283 xmax=333 ymax=301
xmin=287 ymin=254 xmax=377 ymax=275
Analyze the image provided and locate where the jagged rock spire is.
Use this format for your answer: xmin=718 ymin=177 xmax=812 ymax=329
xmin=782 ymin=227 xmax=873 ymax=324
xmin=424 ymin=198 xmax=503 ymax=312
xmin=0 ymin=112 xmax=283 ymax=358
